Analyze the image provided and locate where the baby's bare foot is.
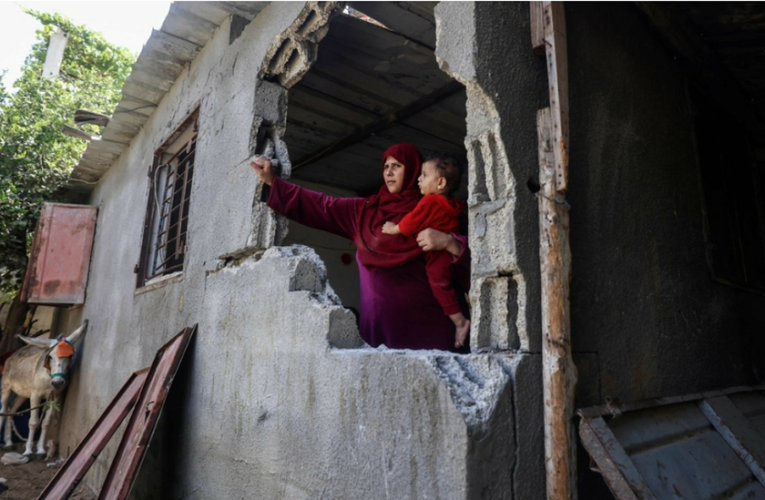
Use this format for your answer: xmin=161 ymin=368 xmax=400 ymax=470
xmin=455 ymin=319 xmax=470 ymax=348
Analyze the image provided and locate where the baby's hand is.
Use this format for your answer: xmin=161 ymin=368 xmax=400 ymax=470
xmin=382 ymin=222 xmax=398 ymax=235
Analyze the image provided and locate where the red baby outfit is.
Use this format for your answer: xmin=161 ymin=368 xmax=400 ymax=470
xmin=398 ymin=194 xmax=466 ymax=315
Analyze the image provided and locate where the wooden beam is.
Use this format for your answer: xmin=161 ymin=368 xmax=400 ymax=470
xmin=636 ymin=2 xmax=765 ymax=143
xmin=530 ymin=2 xmax=546 ymax=55
xmin=538 ymin=107 xmax=577 ymax=500
xmin=543 ymin=2 xmax=570 ymax=194
xmin=291 ymin=80 xmax=464 ymax=171
xmin=536 ymin=3 xmax=575 ymax=497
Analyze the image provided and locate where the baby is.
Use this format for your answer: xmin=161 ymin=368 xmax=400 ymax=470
xmin=382 ymin=153 xmax=470 ymax=348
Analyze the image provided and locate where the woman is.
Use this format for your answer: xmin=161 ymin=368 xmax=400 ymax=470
xmin=251 ymin=143 xmax=470 ymax=352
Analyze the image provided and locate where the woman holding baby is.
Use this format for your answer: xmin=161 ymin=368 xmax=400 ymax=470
xmin=250 ymin=143 xmax=470 ymax=353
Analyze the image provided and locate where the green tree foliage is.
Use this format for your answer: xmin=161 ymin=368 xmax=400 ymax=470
xmin=0 ymin=10 xmax=135 ymax=294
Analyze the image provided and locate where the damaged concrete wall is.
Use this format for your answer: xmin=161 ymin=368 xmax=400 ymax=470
xmin=436 ymin=2 xmax=548 ymax=355
xmin=139 ymin=246 xmax=534 ymax=499
xmin=282 ymin=180 xmax=361 ymax=311
xmin=56 ymin=2 xmax=536 ymax=499
xmin=435 ymin=2 xmax=548 ymax=499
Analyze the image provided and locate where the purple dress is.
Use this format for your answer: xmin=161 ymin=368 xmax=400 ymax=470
xmin=266 ymin=177 xmax=471 ymax=352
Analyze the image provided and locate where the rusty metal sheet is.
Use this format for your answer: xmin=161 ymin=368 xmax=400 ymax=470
xmin=37 ymin=369 xmax=149 ymax=500
xmin=22 ymin=203 xmax=98 ymax=305
xmin=579 ymin=387 xmax=765 ymax=499
xmin=97 ymin=326 xmax=196 ymax=500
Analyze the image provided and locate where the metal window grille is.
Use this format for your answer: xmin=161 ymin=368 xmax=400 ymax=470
xmin=138 ymin=114 xmax=197 ymax=287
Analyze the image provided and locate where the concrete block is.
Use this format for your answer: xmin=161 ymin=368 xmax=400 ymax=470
xmin=471 ymin=275 xmax=520 ymax=352
xmin=252 ymin=80 xmax=289 ymax=130
xmin=434 ymin=2 xmax=477 ymax=84
xmin=467 ymin=127 xmax=512 ymax=204
xmin=469 ymin=200 xmax=517 ymax=276
xmin=259 ymin=1 xmax=342 ymax=89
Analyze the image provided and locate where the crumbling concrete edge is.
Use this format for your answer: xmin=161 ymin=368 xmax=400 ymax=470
xmin=434 ymin=1 xmax=528 ymax=352
xmin=258 ymin=1 xmax=343 ymax=89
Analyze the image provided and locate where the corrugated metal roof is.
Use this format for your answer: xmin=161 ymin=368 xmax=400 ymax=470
xmin=285 ymin=4 xmax=468 ymax=197
xmin=69 ymin=2 xmax=269 ymax=187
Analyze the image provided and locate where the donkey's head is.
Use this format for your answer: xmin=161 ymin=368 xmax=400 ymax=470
xmin=19 ymin=320 xmax=88 ymax=389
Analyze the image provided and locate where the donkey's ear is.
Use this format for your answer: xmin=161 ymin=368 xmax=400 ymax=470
xmin=18 ymin=335 xmax=57 ymax=349
xmin=66 ymin=320 xmax=88 ymax=345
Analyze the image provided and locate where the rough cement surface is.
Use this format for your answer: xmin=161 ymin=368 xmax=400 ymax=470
xmin=281 ymin=179 xmax=361 ymax=311
xmin=435 ymin=2 xmax=547 ymax=354
xmin=434 ymin=3 xmax=546 ymax=498
xmin=143 ymin=245 xmax=522 ymax=499
xmin=55 ymin=3 xmax=530 ymax=499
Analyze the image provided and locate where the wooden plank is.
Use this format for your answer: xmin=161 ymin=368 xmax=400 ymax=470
xmin=579 ymin=419 xmax=642 ymax=500
xmin=122 ymin=81 xmax=166 ymax=105
xmin=530 ymin=2 xmax=546 ymax=55
xmin=700 ymin=396 xmax=765 ymax=485
xmin=538 ymin=106 xmax=576 ymax=500
xmin=98 ymin=327 xmax=196 ymax=500
xmin=38 ymin=370 xmax=149 ymax=500
xmin=583 ymin=418 xmax=657 ymax=499
xmin=578 ymin=386 xmax=765 ymax=419
xmin=543 ymin=1 xmax=570 ymax=193
xmin=126 ymin=69 xmax=174 ymax=93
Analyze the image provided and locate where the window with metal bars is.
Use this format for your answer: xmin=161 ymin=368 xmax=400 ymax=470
xmin=137 ymin=111 xmax=198 ymax=288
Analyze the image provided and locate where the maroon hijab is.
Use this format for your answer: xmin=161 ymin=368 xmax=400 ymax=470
xmin=355 ymin=144 xmax=424 ymax=268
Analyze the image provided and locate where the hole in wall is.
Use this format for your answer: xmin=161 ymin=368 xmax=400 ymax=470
xmin=297 ymin=10 xmax=319 ymax=36
xmin=284 ymin=49 xmax=301 ymax=75
xmin=526 ymin=176 xmax=541 ymax=194
xmin=276 ymin=3 xmax=468 ymax=316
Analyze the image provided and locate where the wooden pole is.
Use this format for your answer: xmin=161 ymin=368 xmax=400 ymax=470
xmin=532 ymin=2 xmax=577 ymax=499
xmin=538 ymin=107 xmax=577 ymax=500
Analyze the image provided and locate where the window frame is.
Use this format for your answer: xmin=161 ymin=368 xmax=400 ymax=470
xmin=136 ymin=110 xmax=199 ymax=289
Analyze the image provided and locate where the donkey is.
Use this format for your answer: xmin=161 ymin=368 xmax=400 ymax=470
xmin=0 ymin=320 xmax=87 ymax=457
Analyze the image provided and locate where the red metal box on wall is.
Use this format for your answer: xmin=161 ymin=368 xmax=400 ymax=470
xmin=21 ymin=203 xmax=98 ymax=305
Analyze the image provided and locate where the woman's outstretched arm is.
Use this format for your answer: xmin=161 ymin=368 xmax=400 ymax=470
xmin=251 ymin=157 xmax=362 ymax=240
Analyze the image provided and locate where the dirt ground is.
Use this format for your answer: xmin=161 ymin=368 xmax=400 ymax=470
xmin=0 ymin=445 xmax=95 ymax=500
